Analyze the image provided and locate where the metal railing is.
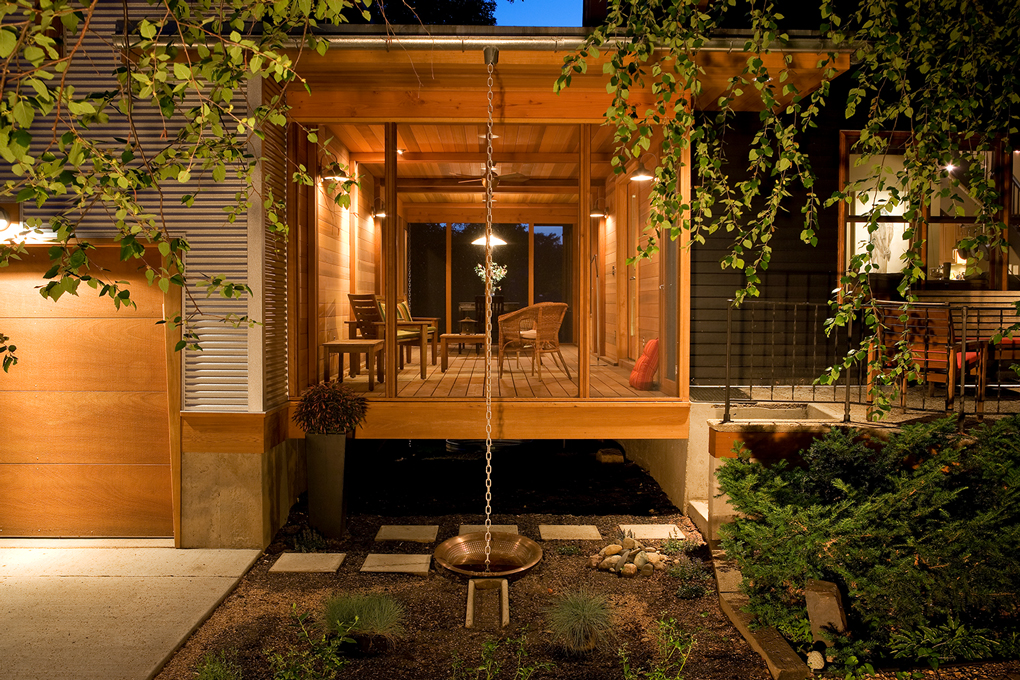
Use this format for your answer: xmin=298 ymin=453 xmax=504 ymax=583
xmin=721 ymin=299 xmax=1020 ymax=422
xmin=722 ymin=300 xmax=863 ymax=423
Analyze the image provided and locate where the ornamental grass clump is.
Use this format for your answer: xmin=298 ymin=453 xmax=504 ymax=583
xmin=546 ymin=590 xmax=615 ymax=655
xmin=323 ymin=593 xmax=405 ymax=645
xmin=293 ymin=381 xmax=368 ymax=435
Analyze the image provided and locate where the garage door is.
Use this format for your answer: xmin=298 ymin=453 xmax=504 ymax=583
xmin=0 ymin=246 xmax=173 ymax=537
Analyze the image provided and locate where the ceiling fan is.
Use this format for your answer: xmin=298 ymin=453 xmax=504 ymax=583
xmin=455 ymin=164 xmax=530 ymax=189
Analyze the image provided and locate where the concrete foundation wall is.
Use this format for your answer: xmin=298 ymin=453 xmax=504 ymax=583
xmin=181 ymin=439 xmax=304 ymax=549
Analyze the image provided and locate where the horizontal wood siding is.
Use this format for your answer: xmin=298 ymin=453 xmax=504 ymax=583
xmin=690 ymin=110 xmax=842 ymax=385
xmin=0 ymin=248 xmax=172 ymax=537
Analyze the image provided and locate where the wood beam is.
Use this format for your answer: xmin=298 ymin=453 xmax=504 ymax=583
xmin=397 ymin=178 xmax=576 ymax=193
xmin=403 ymin=205 xmax=578 ymax=224
xmin=384 ymin=123 xmax=399 ymax=398
xmin=350 ymin=152 xmax=613 ymax=164
xmin=578 ymin=123 xmax=591 ymax=398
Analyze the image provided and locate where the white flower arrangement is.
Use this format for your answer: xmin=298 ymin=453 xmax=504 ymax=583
xmin=474 ymin=262 xmax=508 ymax=291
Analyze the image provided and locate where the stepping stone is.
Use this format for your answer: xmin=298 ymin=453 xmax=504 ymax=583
xmin=618 ymin=524 xmax=687 ymax=540
xmin=361 ymin=554 xmax=431 ymax=576
xmin=459 ymin=525 xmax=518 ymax=535
xmin=538 ymin=525 xmax=602 ymax=541
xmin=375 ymin=525 xmax=439 ymax=543
xmin=269 ymin=553 xmax=346 ymax=574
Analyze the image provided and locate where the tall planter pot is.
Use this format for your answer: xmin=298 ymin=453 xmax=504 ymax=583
xmin=305 ymin=433 xmax=348 ymax=539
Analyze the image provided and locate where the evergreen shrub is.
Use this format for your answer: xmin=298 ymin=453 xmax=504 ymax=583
xmin=717 ymin=416 xmax=1020 ymax=668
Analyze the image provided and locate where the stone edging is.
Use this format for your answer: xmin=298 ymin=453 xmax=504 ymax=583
xmin=712 ymin=549 xmax=811 ymax=680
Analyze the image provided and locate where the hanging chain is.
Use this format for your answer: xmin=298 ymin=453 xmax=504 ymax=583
xmin=483 ymin=58 xmax=495 ymax=572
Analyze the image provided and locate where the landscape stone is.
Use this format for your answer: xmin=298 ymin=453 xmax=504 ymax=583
xmin=622 ymin=537 xmax=638 ymax=550
xmin=653 ymin=561 xmax=666 ymax=571
xmin=633 ymin=552 xmax=648 ymax=569
xmin=375 ymin=525 xmax=439 ymax=543
xmin=645 ymin=552 xmax=661 ymax=565
xmin=269 ymin=553 xmax=345 ymax=574
xmin=595 ymin=448 xmax=625 ymax=464
xmin=615 ymin=550 xmax=631 ymax=571
xmin=621 ymin=563 xmax=638 ymax=577
xmin=598 ymin=556 xmax=621 ymax=571
xmin=639 ymin=564 xmax=654 ymax=577
xmin=588 ymin=555 xmax=601 ymax=568
xmin=539 ymin=525 xmax=602 ymax=541
xmin=806 ymin=651 xmax=825 ymax=671
xmin=804 ymin=579 xmax=847 ymax=645
xmin=360 ymin=554 xmax=431 ymax=576
xmin=604 ymin=544 xmax=623 ymax=556
xmin=618 ymin=524 xmax=687 ymax=540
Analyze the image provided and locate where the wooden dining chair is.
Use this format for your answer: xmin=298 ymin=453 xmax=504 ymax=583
xmin=871 ymin=301 xmax=984 ymax=413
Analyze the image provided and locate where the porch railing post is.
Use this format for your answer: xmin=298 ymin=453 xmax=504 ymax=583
xmin=724 ymin=300 xmax=733 ymax=423
xmin=844 ymin=312 xmax=852 ymax=423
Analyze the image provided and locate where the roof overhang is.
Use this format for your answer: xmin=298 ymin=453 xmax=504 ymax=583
xmin=285 ymin=26 xmax=852 ymax=123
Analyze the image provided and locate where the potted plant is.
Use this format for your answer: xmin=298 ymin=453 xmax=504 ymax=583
xmin=292 ymin=381 xmax=368 ymax=539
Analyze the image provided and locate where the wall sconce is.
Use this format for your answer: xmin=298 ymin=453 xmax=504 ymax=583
xmin=630 ymin=153 xmax=656 ymax=182
xmin=0 ymin=205 xmax=21 ymax=240
xmin=373 ymin=197 xmax=386 ymax=218
xmin=589 ymin=197 xmax=606 ymax=218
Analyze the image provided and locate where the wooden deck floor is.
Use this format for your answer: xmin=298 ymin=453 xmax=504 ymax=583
xmin=334 ymin=344 xmax=670 ymax=399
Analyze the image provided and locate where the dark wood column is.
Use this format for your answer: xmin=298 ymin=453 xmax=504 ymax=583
xmin=384 ymin=123 xmax=399 ymax=397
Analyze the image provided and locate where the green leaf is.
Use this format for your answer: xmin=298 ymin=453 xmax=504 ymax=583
xmin=0 ymin=29 xmax=17 ymax=59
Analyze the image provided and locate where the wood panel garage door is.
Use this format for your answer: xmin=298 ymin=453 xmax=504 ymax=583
xmin=0 ymin=246 xmax=173 ymax=536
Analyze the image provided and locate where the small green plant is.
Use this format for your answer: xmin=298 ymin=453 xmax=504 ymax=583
xmin=476 ymin=638 xmax=501 ymax=680
xmin=509 ymin=630 xmax=554 ymax=680
xmin=291 ymin=527 xmax=327 ymax=553
xmin=890 ymin=617 xmax=999 ymax=671
xmin=619 ymin=619 xmax=696 ymax=680
xmin=667 ymin=555 xmax=713 ymax=600
xmin=292 ymin=381 xmax=368 ymax=435
xmin=194 ymin=651 xmax=242 ymax=680
xmin=264 ymin=605 xmax=352 ymax=680
xmin=660 ymin=536 xmax=698 ymax=556
xmin=556 ymin=544 xmax=582 ymax=556
xmin=323 ymin=592 xmax=405 ymax=643
xmin=546 ymin=590 xmax=615 ymax=654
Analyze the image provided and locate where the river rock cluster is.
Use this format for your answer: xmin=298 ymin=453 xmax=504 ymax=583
xmin=588 ymin=536 xmax=672 ymax=577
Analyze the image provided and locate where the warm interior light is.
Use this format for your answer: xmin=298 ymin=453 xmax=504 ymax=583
xmin=321 ymin=174 xmax=351 ymax=182
xmin=945 ymin=163 xmax=956 ymax=173
xmin=589 ymin=198 xmax=606 ymax=217
xmin=589 ymin=209 xmax=606 ymax=218
xmin=631 ymin=155 xmax=655 ymax=182
xmin=0 ymin=206 xmax=21 ymax=239
xmin=471 ymin=234 xmax=507 ymax=246
xmin=397 ymin=149 xmax=405 ymax=155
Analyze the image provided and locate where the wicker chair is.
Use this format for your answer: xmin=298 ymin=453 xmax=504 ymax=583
xmin=497 ymin=302 xmax=570 ymax=380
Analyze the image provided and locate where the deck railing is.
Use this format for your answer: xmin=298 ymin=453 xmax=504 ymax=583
xmin=720 ymin=300 xmax=1020 ymax=421
xmin=721 ymin=300 xmax=863 ymax=423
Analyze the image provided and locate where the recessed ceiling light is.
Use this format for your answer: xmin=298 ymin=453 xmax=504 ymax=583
xmin=479 ymin=133 xmax=499 ymax=140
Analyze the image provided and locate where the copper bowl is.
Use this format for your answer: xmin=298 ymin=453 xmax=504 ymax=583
xmin=433 ymin=532 xmax=543 ymax=578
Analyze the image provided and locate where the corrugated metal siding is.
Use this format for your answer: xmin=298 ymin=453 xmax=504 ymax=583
xmin=17 ymin=1 xmax=251 ymax=410
xmin=262 ymin=79 xmax=289 ymax=410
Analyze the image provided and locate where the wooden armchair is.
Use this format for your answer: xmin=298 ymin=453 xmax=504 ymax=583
xmin=871 ymin=301 xmax=984 ymax=413
xmin=347 ymin=293 xmax=419 ymax=370
xmin=498 ymin=302 xmax=570 ymax=380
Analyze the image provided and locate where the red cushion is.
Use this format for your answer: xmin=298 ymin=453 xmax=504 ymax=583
xmin=629 ymin=338 xmax=659 ymax=390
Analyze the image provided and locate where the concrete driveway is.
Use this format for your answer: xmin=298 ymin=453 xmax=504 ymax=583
xmin=0 ymin=539 xmax=259 ymax=680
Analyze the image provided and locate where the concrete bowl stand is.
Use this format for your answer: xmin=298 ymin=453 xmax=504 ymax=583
xmin=465 ymin=579 xmax=509 ymax=629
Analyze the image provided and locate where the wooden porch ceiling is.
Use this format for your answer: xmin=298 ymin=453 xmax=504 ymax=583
xmin=297 ymin=44 xmax=849 ymax=214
